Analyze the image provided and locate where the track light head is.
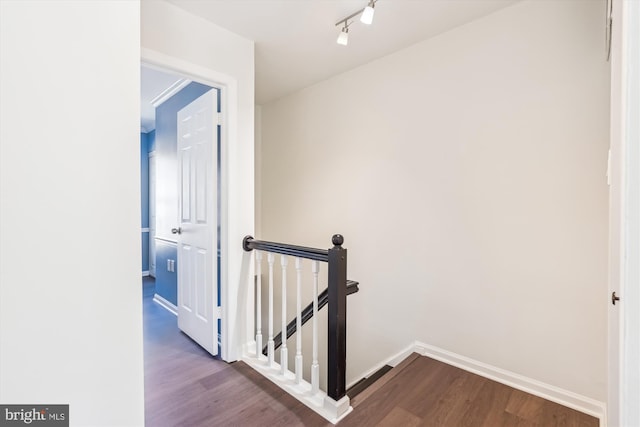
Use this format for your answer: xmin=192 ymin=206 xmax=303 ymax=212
xmin=360 ymin=1 xmax=375 ymax=25
xmin=337 ymin=24 xmax=349 ymax=46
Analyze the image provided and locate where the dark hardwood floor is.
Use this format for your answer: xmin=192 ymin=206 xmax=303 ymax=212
xmin=339 ymin=355 xmax=599 ymax=427
xmin=143 ymin=277 xmax=328 ymax=427
xmin=142 ymin=277 xmax=599 ymax=427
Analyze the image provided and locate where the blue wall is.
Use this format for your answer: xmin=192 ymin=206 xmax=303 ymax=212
xmin=154 ymin=82 xmax=213 ymax=305
xmin=140 ymin=132 xmax=149 ymax=272
xmin=154 ymin=240 xmax=177 ymax=305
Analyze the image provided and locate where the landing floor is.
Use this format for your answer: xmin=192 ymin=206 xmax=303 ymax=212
xmin=143 ymin=277 xmax=598 ymax=426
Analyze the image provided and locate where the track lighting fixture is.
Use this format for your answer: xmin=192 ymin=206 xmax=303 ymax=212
xmin=335 ymin=0 xmax=378 ymax=45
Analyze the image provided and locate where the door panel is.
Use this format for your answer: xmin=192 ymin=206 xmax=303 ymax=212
xmin=176 ymin=90 xmax=218 ymax=356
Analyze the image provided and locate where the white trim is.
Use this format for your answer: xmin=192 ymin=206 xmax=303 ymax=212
xmin=409 ymin=341 xmax=606 ymax=424
xmin=150 ymin=77 xmax=191 ymax=108
xmin=141 ymin=227 xmax=150 ymax=233
xmin=142 ymin=271 xmax=150 ymax=277
xmin=153 ymin=293 xmax=178 ymax=316
xmin=141 ymin=47 xmax=242 ymax=363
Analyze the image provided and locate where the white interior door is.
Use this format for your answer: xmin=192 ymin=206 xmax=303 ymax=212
xmin=176 ymin=90 xmax=218 ymax=356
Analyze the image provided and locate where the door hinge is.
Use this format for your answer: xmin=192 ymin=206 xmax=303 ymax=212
xmin=216 ymin=112 xmax=223 ymax=126
xmin=216 ymin=306 xmax=223 ymax=319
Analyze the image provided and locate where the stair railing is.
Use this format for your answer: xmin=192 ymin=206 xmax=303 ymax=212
xmin=264 ymin=279 xmax=359 ymax=358
xmin=242 ymin=234 xmax=354 ymax=421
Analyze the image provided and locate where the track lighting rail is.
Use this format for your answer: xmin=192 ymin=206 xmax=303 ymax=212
xmin=335 ymin=8 xmax=367 ymax=27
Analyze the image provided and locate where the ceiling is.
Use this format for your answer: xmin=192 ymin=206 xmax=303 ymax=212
xmin=167 ymin=0 xmax=520 ymax=105
xmin=141 ymin=0 xmax=520 ymax=130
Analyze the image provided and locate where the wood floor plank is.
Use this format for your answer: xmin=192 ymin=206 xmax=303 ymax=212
xmin=506 ymin=388 xmax=546 ymax=421
xmin=475 ymin=382 xmax=518 ymax=427
xmin=418 ymin=368 xmax=487 ymax=426
xmin=397 ymin=357 xmax=463 ymax=419
xmin=376 ymin=407 xmax=421 ymax=427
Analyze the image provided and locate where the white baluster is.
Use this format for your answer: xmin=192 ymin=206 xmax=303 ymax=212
xmin=280 ymin=255 xmax=288 ymax=375
xmin=295 ymin=257 xmax=303 ymax=384
xmin=255 ymin=251 xmax=263 ymax=358
xmin=267 ymin=252 xmax=275 ymax=367
xmin=311 ymin=260 xmax=320 ymax=394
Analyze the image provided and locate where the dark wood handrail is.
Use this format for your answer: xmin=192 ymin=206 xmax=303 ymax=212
xmin=243 ymin=236 xmax=329 ymax=262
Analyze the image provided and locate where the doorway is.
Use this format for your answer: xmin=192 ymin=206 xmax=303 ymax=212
xmin=140 ymin=63 xmax=222 ymax=356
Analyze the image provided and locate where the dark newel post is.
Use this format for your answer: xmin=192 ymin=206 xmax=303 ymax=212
xmin=327 ymin=234 xmax=347 ymax=401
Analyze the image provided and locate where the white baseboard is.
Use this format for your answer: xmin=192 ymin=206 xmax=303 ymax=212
xmin=142 ymin=271 xmax=150 ymax=277
xmin=153 ymin=293 xmax=178 ymax=316
xmin=411 ymin=341 xmax=606 ymax=425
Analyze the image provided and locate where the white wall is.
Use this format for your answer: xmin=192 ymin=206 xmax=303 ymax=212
xmin=0 ymin=1 xmax=144 ymax=426
xmin=141 ymin=0 xmax=255 ymax=361
xmin=260 ymin=0 xmax=610 ymax=402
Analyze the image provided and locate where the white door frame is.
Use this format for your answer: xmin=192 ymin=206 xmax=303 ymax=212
xmin=141 ymin=48 xmax=244 ymax=363
xmin=608 ymin=0 xmax=639 ymax=425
